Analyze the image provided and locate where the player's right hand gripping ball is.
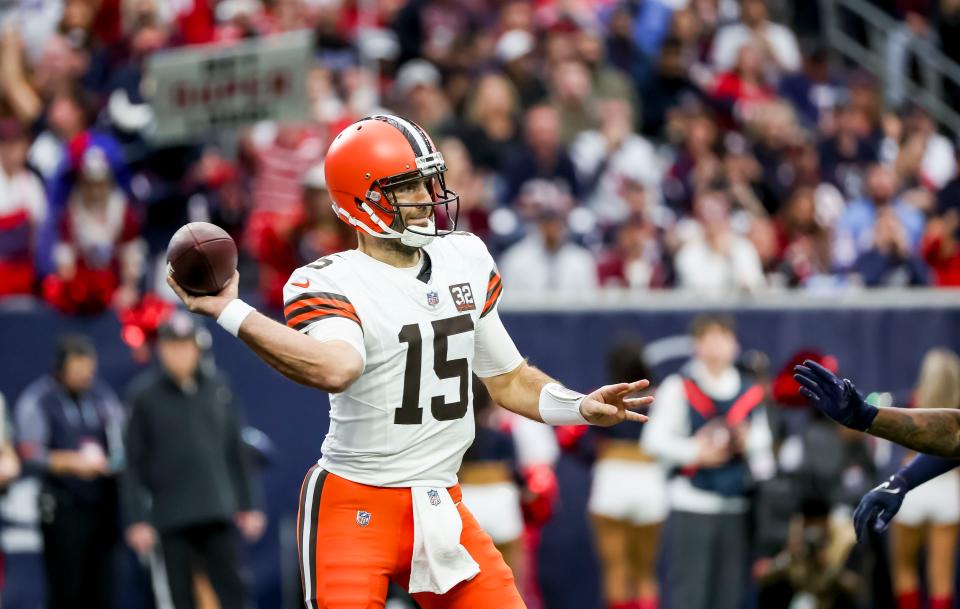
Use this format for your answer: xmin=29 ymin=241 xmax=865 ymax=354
xmin=166 ymin=222 xmax=237 ymax=296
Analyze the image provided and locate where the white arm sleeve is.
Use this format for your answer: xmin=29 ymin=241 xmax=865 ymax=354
xmin=473 ymin=310 xmax=524 ymax=378
xmin=305 ymin=318 xmax=367 ymax=369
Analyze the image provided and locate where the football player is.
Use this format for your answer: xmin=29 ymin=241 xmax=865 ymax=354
xmin=794 ymin=360 xmax=960 ymax=537
xmin=167 ymin=115 xmax=651 ymax=609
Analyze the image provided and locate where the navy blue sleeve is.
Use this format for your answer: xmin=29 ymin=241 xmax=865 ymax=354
xmin=899 ymin=453 xmax=960 ymax=490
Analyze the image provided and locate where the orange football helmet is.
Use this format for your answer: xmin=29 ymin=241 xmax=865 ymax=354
xmin=324 ymin=114 xmax=459 ymax=246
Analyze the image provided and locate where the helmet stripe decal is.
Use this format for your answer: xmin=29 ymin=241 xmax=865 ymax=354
xmin=368 ymin=114 xmax=430 ymax=157
xmin=394 ymin=116 xmax=434 ymax=154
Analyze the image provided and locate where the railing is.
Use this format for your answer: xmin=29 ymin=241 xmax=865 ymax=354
xmin=819 ymin=0 xmax=960 ymax=134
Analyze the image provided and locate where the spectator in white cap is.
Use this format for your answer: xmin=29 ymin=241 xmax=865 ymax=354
xmin=496 ymin=29 xmax=549 ymax=109
xmin=392 ymin=59 xmax=452 ymax=133
xmin=500 ymin=179 xmax=597 ymax=294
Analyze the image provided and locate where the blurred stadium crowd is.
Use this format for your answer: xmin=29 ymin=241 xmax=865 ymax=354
xmin=2 ymin=0 xmax=960 ymax=320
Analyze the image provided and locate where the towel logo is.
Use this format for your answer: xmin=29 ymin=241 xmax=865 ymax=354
xmin=356 ymin=510 xmax=371 ymax=527
xmin=426 ymin=291 xmax=440 ymax=307
xmin=427 ymin=489 xmax=441 ymax=506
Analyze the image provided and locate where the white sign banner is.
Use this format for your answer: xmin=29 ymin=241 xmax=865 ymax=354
xmin=144 ymin=31 xmax=312 ymax=142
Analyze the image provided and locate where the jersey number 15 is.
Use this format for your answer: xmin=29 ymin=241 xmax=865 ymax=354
xmin=394 ymin=314 xmax=473 ymax=425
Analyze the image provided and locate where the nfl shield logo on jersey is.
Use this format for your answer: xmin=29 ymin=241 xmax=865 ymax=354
xmin=427 ymin=489 xmax=441 ymax=506
xmin=356 ymin=510 xmax=371 ymax=527
xmin=426 ymin=291 xmax=439 ymax=307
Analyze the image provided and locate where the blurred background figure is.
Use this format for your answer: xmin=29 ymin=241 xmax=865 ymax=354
xmin=253 ymin=163 xmax=353 ymax=308
xmin=0 ymin=391 xmax=22 ymax=597
xmin=643 ymin=315 xmax=774 ymax=609
xmin=453 ymin=72 xmax=521 ymax=174
xmin=43 ymin=145 xmax=144 ymax=315
xmin=500 ymin=179 xmax=597 ymax=294
xmin=123 ymin=311 xmax=263 ymax=609
xmin=675 ymin=190 xmax=766 ymax=295
xmin=14 ymin=334 xmax=124 ymax=609
xmin=888 ymin=349 xmax=960 ymax=609
xmin=0 ymin=392 xmax=20 ymax=490
xmin=570 ymin=96 xmax=661 ymax=226
xmin=458 ymin=381 xmax=524 ymax=578
xmin=500 ymin=105 xmax=580 ymax=206
xmin=852 ymin=207 xmax=929 ymax=287
xmin=756 ymin=496 xmax=862 ymax=609
xmin=588 ymin=338 xmax=665 ymax=609
xmin=710 ymin=0 xmax=801 ymax=75
xmin=833 ymin=164 xmax=923 ymax=272
xmin=0 ymin=118 xmax=47 ymax=299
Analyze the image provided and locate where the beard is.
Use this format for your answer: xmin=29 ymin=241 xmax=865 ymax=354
xmin=381 ymin=235 xmax=421 ymax=256
xmin=388 ymin=208 xmax=433 ymax=252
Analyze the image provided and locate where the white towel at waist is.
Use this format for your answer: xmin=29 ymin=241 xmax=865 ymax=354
xmin=408 ymin=486 xmax=480 ymax=594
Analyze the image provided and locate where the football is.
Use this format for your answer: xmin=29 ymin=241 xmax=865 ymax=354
xmin=166 ymin=222 xmax=237 ymax=296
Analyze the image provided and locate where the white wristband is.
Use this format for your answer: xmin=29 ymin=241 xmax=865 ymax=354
xmin=216 ymin=299 xmax=255 ymax=337
xmin=538 ymin=383 xmax=589 ymax=426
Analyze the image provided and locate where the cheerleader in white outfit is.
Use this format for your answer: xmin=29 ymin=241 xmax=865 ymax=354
xmin=890 ymin=349 xmax=960 ymax=609
xmin=588 ymin=340 xmax=665 ymax=609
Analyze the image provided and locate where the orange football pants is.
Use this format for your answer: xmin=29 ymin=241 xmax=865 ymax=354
xmin=297 ymin=466 xmax=527 ymax=609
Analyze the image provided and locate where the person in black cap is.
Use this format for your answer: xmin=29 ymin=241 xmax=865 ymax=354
xmin=123 ymin=310 xmax=264 ymax=609
xmin=14 ymin=334 xmax=125 ymax=609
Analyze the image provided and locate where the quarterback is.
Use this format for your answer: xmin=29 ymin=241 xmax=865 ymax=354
xmin=167 ymin=114 xmax=651 ymax=609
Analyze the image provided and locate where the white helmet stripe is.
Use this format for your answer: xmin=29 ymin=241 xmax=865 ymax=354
xmin=367 ymin=114 xmax=431 ymax=157
xmin=390 ymin=115 xmax=432 ymax=155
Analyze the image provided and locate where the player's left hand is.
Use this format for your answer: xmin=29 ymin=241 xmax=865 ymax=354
xmin=793 ymin=360 xmax=878 ymax=431
xmin=579 ymin=380 xmax=652 ymax=426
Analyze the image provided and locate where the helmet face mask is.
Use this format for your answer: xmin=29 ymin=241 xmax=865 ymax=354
xmin=368 ymin=164 xmax=460 ymax=240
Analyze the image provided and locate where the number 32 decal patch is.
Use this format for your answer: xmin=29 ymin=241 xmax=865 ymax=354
xmin=448 ymin=283 xmax=476 ymax=312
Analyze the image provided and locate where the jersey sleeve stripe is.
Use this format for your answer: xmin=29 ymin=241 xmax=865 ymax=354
xmin=480 ymin=280 xmax=503 ymax=318
xmin=485 ymin=270 xmax=500 ymax=293
xmin=283 ymin=291 xmax=353 ymax=311
xmin=284 ymin=297 xmax=357 ymax=319
xmin=285 ymin=301 xmax=361 ymax=323
xmin=286 ymin=308 xmax=361 ymax=331
xmin=284 ymin=292 xmax=361 ymax=330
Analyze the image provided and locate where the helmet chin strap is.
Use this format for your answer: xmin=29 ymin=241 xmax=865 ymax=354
xmin=399 ymin=218 xmax=436 ymax=247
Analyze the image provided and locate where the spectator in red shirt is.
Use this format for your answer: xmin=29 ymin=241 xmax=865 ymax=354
xmin=597 ymin=178 xmax=671 ymax=289
xmin=921 ymin=206 xmax=960 ymax=286
xmin=0 ymin=118 xmax=47 ymax=297
xmin=255 ymin=164 xmax=353 ymax=307
xmin=711 ymin=43 xmax=776 ymax=122
xmin=43 ymin=146 xmax=144 ymax=314
xmin=242 ymin=122 xmax=326 ymax=257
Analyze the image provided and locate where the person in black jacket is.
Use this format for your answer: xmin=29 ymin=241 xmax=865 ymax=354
xmin=123 ymin=311 xmax=264 ymax=609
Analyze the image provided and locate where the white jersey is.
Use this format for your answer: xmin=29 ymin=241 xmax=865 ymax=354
xmin=282 ymin=233 xmax=523 ymax=487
